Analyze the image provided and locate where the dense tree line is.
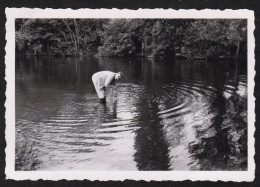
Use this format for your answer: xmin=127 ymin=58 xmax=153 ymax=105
xmin=15 ymin=18 xmax=247 ymax=59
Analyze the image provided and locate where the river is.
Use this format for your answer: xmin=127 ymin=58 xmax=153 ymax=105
xmin=15 ymin=56 xmax=247 ymax=171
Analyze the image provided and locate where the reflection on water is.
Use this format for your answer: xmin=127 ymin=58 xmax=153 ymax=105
xmin=15 ymin=56 xmax=247 ymax=171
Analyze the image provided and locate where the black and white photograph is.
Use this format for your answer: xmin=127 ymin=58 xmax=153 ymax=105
xmin=5 ymin=8 xmax=255 ymax=181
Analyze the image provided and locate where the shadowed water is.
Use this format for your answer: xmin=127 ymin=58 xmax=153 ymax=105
xmin=15 ymin=56 xmax=247 ymax=171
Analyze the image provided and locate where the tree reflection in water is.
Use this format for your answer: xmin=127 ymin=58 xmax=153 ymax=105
xmin=188 ymin=60 xmax=247 ymax=170
xmin=133 ymin=98 xmax=171 ymax=170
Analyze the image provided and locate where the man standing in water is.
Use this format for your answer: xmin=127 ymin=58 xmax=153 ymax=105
xmin=92 ymin=71 xmax=123 ymax=103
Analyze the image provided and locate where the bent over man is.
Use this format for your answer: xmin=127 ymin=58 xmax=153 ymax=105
xmin=92 ymin=71 xmax=122 ymax=103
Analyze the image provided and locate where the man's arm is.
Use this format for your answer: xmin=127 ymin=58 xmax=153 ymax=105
xmin=98 ymin=85 xmax=105 ymax=89
xmin=104 ymin=74 xmax=114 ymax=88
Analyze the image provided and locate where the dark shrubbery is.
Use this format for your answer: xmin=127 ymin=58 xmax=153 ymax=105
xmin=15 ymin=19 xmax=247 ymax=59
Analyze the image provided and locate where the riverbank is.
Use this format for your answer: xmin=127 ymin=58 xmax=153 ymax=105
xmin=16 ymin=53 xmax=246 ymax=61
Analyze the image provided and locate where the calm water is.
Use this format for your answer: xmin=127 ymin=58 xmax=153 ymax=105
xmin=15 ymin=56 xmax=247 ymax=171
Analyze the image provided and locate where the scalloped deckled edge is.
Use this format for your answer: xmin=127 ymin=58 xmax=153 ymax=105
xmin=5 ymin=8 xmax=255 ymax=182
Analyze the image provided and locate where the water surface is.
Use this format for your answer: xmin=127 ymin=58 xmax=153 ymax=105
xmin=15 ymin=56 xmax=247 ymax=171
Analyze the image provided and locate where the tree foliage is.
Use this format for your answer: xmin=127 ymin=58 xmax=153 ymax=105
xmin=181 ymin=19 xmax=247 ymax=58
xmin=16 ymin=19 xmax=107 ymax=56
xmin=15 ymin=18 xmax=247 ymax=58
xmin=97 ymin=19 xmax=136 ymax=56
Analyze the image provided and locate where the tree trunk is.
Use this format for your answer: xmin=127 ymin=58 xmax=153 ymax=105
xmin=141 ymin=39 xmax=144 ymax=57
xmin=236 ymin=41 xmax=240 ymax=58
xmin=62 ymin=19 xmax=78 ymax=55
xmin=74 ymin=19 xmax=80 ymax=54
xmin=55 ymin=25 xmax=70 ymax=46
xmin=143 ymin=38 xmax=148 ymax=58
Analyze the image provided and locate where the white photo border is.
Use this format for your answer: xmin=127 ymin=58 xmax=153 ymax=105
xmin=5 ymin=8 xmax=255 ymax=181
